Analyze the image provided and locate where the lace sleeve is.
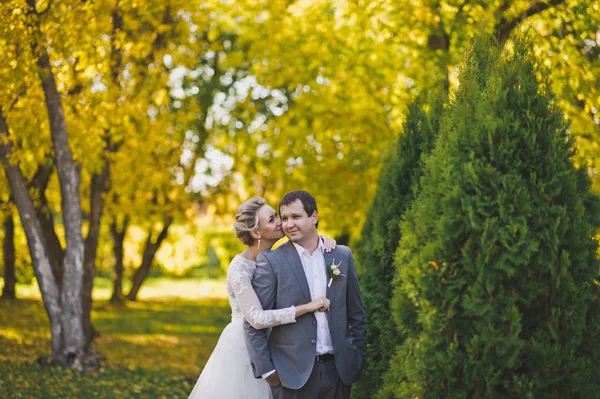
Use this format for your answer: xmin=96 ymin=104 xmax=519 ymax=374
xmin=229 ymin=259 xmax=296 ymax=330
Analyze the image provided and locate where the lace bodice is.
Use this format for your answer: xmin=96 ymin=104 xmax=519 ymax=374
xmin=226 ymin=255 xmax=296 ymax=329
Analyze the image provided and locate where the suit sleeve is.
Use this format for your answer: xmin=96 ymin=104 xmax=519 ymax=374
xmin=243 ymin=252 xmax=277 ymax=378
xmin=346 ymin=249 xmax=368 ymax=358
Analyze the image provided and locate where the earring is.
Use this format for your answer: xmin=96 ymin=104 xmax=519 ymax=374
xmin=257 ymin=236 xmax=261 ymax=250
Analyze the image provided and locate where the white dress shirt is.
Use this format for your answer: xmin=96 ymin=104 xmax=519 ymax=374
xmin=292 ymin=238 xmax=334 ymax=355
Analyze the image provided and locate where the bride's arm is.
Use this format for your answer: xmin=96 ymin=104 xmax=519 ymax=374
xmin=296 ymin=298 xmax=329 ymax=318
xmin=230 ymin=262 xmax=327 ymax=330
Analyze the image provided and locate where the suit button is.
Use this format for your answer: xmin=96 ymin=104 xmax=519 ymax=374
xmin=312 ymin=321 xmax=317 ymax=326
xmin=311 ymin=339 xmax=316 ymax=344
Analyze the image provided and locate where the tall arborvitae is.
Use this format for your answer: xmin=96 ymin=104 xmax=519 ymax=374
xmin=353 ymin=94 xmax=445 ymax=399
xmin=381 ymin=37 xmax=600 ymax=398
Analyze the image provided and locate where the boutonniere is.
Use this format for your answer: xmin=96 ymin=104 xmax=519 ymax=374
xmin=328 ymin=258 xmax=345 ymax=288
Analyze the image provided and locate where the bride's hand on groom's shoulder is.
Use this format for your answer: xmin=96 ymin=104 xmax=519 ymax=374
xmin=321 ymin=235 xmax=336 ymax=252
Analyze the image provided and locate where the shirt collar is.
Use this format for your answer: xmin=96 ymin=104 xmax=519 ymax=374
xmin=292 ymin=236 xmax=323 ymax=258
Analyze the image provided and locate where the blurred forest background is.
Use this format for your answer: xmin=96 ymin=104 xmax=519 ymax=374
xmin=1 ymin=0 xmax=599 ymax=293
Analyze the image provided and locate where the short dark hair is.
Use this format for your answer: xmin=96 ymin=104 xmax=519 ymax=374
xmin=279 ymin=190 xmax=319 ymax=228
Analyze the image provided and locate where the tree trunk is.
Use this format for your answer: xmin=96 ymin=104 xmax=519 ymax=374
xmin=2 ymin=213 xmax=16 ymax=299
xmin=0 ymin=107 xmax=66 ymax=365
xmin=30 ymin=164 xmax=65 ymax=289
xmin=4 ymin=0 xmax=99 ymax=370
xmin=109 ymin=216 xmax=128 ymax=303
xmin=35 ymin=24 xmax=87 ymax=362
xmin=105 ymin=6 xmax=126 ymax=305
xmin=81 ymin=4 xmax=124 ymax=339
xmin=126 ymin=218 xmax=172 ymax=301
xmin=36 ymin=45 xmax=87 ymax=366
xmin=82 ymin=136 xmax=111 ymax=343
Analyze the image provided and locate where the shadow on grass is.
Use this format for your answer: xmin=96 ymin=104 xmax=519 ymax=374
xmin=0 ymin=296 xmax=231 ymax=398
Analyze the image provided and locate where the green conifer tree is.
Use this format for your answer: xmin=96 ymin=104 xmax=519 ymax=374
xmin=353 ymin=94 xmax=444 ymax=399
xmin=381 ymin=37 xmax=600 ymax=398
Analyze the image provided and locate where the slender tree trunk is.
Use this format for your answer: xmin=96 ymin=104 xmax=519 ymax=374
xmin=0 ymin=107 xmax=65 ymax=365
xmin=82 ymin=136 xmax=111 ymax=343
xmin=427 ymin=15 xmax=451 ymax=95
xmin=81 ymin=4 xmax=125 ymax=339
xmin=2 ymin=213 xmax=16 ymax=299
xmin=105 ymin=6 xmax=126 ymax=305
xmin=109 ymin=216 xmax=128 ymax=303
xmin=30 ymin=165 xmax=65 ymax=288
xmin=126 ymin=218 xmax=172 ymax=301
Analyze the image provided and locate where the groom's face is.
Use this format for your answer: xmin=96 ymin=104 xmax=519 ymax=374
xmin=280 ymin=199 xmax=318 ymax=244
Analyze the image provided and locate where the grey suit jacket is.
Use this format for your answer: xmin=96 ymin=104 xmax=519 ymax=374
xmin=243 ymin=241 xmax=367 ymax=389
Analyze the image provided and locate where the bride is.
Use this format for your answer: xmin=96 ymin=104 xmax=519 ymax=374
xmin=188 ymin=197 xmax=334 ymax=398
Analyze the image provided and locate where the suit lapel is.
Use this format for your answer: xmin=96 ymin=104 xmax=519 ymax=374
xmin=322 ymin=249 xmax=334 ymax=325
xmin=281 ymin=242 xmax=312 ymax=303
xmin=323 ymin=250 xmax=333 ymax=300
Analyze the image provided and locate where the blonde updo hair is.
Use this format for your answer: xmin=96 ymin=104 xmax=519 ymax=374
xmin=234 ymin=197 xmax=267 ymax=246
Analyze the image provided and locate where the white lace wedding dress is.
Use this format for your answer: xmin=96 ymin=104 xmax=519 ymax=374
xmin=188 ymin=255 xmax=297 ymax=399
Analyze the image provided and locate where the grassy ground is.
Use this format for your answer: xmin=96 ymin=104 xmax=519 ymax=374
xmin=0 ymin=278 xmax=231 ymax=398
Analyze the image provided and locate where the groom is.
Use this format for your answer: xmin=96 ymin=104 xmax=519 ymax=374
xmin=244 ymin=190 xmax=367 ymax=399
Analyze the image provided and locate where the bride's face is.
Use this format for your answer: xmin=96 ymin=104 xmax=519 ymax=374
xmin=256 ymin=205 xmax=284 ymax=241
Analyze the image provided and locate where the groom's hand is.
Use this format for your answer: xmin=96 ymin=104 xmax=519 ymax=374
xmin=265 ymin=371 xmax=281 ymax=386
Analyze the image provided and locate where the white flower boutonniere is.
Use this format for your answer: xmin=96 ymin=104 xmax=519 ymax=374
xmin=328 ymin=258 xmax=345 ymax=288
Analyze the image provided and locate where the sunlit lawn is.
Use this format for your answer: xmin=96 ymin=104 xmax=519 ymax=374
xmin=0 ymin=277 xmax=230 ymax=398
